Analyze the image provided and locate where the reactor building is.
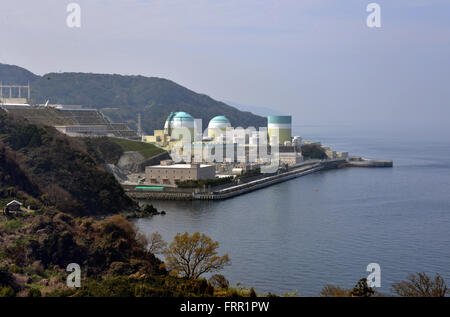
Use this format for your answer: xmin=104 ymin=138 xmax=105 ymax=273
xmin=208 ymin=115 xmax=232 ymax=139
xmin=267 ymin=115 xmax=292 ymax=146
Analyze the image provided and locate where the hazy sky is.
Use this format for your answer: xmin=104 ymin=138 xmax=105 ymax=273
xmin=1 ymin=0 xmax=449 ymax=133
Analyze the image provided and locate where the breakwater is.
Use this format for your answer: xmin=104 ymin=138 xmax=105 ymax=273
xmin=124 ymin=159 xmax=355 ymax=201
xmin=346 ymin=157 xmax=393 ymax=167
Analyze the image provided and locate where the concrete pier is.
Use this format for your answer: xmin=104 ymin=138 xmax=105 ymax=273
xmin=346 ymin=157 xmax=393 ymax=167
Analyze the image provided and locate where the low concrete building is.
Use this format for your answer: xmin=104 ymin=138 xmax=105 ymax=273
xmin=145 ymin=162 xmax=216 ymax=185
xmin=279 ymin=152 xmax=304 ymax=166
xmin=325 ymin=149 xmax=337 ymax=159
xmin=232 ymin=168 xmax=244 ymax=176
xmin=142 ymin=130 xmax=170 ymax=146
xmin=278 ymin=145 xmax=304 ymax=166
xmin=55 ymin=125 xmax=107 ymax=136
xmin=336 ymin=151 xmax=349 ymax=159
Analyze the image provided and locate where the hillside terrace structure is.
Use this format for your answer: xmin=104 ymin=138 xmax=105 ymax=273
xmin=0 ymin=83 xmax=30 ymax=102
xmin=145 ymin=160 xmax=215 ymax=185
xmin=55 ymin=124 xmax=108 ymax=136
xmin=1 ymin=101 xmax=139 ymax=139
xmin=0 ymin=98 xmax=29 ymax=106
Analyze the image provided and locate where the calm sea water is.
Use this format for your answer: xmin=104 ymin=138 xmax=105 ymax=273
xmin=135 ymin=125 xmax=450 ymax=296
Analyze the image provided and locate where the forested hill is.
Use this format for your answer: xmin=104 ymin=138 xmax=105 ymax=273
xmin=0 ymin=63 xmax=267 ymax=133
xmin=0 ymin=63 xmax=39 ymax=85
xmin=0 ymin=113 xmax=135 ymax=216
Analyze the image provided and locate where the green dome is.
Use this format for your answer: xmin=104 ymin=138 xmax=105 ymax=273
xmin=267 ymin=116 xmax=291 ymax=124
xmin=173 ymin=112 xmax=194 ymax=122
xmin=166 ymin=112 xmax=176 ymax=122
xmin=210 ymin=115 xmax=230 ymax=123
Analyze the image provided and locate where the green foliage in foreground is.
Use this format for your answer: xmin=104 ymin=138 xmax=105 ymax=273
xmin=392 ymin=272 xmax=448 ymax=297
xmin=320 ymin=274 xmax=449 ymax=297
xmin=0 ymin=218 xmax=25 ymax=233
xmin=0 ymin=207 xmax=449 ymax=297
xmin=68 ymin=276 xmax=214 ymax=297
xmin=0 ymin=209 xmax=264 ymax=298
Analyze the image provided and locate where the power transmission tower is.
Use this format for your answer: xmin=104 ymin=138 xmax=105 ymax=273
xmin=137 ymin=113 xmax=143 ymax=137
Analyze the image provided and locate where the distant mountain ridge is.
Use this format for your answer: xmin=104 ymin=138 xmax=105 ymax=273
xmin=0 ymin=63 xmax=266 ymax=133
xmin=0 ymin=63 xmax=39 ymax=85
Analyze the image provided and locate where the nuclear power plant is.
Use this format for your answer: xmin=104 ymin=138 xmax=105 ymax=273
xmin=141 ymin=111 xmax=309 ymax=173
xmin=0 ymin=80 xmax=390 ymax=205
xmin=0 ymin=82 xmax=354 ymax=194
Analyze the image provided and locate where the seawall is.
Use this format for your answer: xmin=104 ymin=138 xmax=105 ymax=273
xmin=124 ymin=159 xmax=347 ymax=201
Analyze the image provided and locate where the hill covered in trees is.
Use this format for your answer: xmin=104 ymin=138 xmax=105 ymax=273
xmin=0 ymin=64 xmax=39 ymax=85
xmin=0 ymin=113 xmax=134 ymax=216
xmin=0 ymin=210 xmax=217 ymax=297
xmin=0 ymin=63 xmax=267 ymax=133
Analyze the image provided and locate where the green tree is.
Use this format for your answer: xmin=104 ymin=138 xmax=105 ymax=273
xmin=0 ymin=286 xmax=15 ymax=297
xmin=165 ymin=232 xmax=230 ymax=279
xmin=300 ymin=144 xmax=327 ymax=160
xmin=143 ymin=204 xmax=158 ymax=215
xmin=350 ymin=278 xmax=375 ymax=297
xmin=27 ymin=288 xmax=42 ymax=297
